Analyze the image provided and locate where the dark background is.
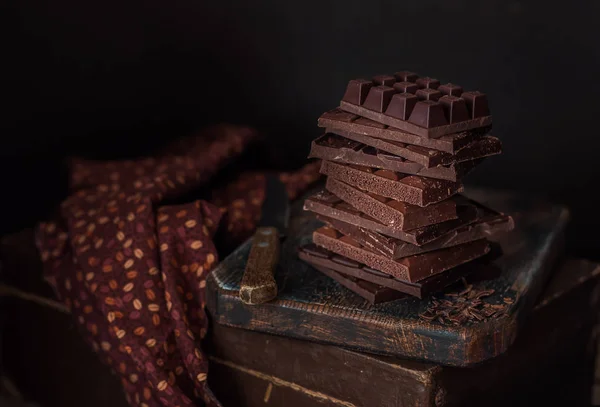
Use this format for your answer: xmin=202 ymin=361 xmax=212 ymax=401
xmin=2 ymin=0 xmax=600 ymax=257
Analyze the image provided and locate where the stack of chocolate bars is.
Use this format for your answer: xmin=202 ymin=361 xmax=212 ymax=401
xmin=299 ymin=71 xmax=514 ymax=304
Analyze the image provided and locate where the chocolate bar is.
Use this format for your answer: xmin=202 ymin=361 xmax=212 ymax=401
xmin=325 ymin=177 xmax=458 ymax=231
xmin=313 ymin=226 xmax=490 ymax=282
xmin=299 ymin=244 xmax=477 ymax=298
xmin=332 ymin=130 xmax=501 ymax=169
xmin=318 ymin=109 xmax=489 ymax=154
xmin=304 ymin=190 xmax=479 ymax=246
xmin=309 ymin=133 xmax=483 ymax=182
xmin=311 ymin=262 xmax=405 ymax=304
xmin=340 ymin=73 xmax=492 ymax=138
xmin=323 ymin=207 xmax=514 ymax=259
xmin=320 ymin=160 xmax=463 ymax=207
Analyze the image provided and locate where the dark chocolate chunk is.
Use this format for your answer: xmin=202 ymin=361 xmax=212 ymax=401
xmin=415 ymin=77 xmax=440 ymax=89
xmin=342 ymin=79 xmax=373 ymax=105
xmin=408 ymin=101 xmax=449 ymax=128
xmin=394 ymin=71 xmax=419 ymax=82
xmin=393 ymin=82 xmax=419 ymax=94
xmin=461 ymin=91 xmax=490 ymax=118
xmin=373 ymin=75 xmax=396 ymax=86
xmin=440 ymin=95 xmax=470 ymax=123
xmin=416 ymin=88 xmax=442 ymax=101
xmin=362 ymin=86 xmax=396 ymax=112
xmin=386 ymin=93 xmax=418 ymax=121
xmin=439 ymin=83 xmax=463 ymax=97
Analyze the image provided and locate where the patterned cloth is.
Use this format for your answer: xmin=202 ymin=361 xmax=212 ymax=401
xmin=35 ymin=125 xmax=321 ymax=407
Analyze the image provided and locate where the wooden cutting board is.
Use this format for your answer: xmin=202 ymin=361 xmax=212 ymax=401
xmin=206 ymin=187 xmax=569 ymax=366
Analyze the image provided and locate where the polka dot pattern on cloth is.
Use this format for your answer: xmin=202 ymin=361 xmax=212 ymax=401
xmin=35 ymin=125 xmax=321 ymax=407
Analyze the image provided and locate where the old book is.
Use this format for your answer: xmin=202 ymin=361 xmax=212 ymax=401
xmin=206 ymin=258 xmax=600 ymax=407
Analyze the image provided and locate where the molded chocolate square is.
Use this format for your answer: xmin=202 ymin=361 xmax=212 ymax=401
xmin=362 ymin=86 xmax=397 ymax=112
xmin=408 ymin=101 xmax=448 ymax=128
xmin=342 ymin=79 xmax=374 ymax=105
xmin=416 ymin=88 xmax=442 ymax=101
xmin=394 ymin=71 xmax=419 ymax=82
xmin=439 ymin=83 xmax=464 ymax=97
xmin=462 ymin=91 xmax=490 ymax=118
xmin=386 ymin=93 xmax=418 ymax=121
xmin=338 ymin=72 xmax=492 ymax=137
xmin=393 ymin=81 xmax=419 ymax=94
xmin=373 ymin=75 xmax=396 ymax=86
xmin=440 ymin=95 xmax=470 ymax=123
xmin=415 ymin=77 xmax=440 ymax=89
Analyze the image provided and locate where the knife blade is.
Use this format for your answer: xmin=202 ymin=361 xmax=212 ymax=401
xmin=239 ymin=175 xmax=289 ymax=305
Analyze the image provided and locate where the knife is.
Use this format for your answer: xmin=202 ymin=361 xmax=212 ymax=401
xmin=239 ymin=175 xmax=290 ymax=305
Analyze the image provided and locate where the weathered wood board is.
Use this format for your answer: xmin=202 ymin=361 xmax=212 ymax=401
xmin=206 ymin=186 xmax=569 ymax=366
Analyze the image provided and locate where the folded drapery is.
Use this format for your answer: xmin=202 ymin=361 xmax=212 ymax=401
xmin=35 ymin=125 xmax=321 ymax=407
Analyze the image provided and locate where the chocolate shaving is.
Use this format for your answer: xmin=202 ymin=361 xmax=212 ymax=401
xmin=419 ymin=285 xmax=511 ymax=326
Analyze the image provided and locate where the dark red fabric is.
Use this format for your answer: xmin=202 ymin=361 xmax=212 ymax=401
xmin=35 ymin=125 xmax=321 ymax=407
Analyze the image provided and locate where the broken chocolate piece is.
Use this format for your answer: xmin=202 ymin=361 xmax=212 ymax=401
xmin=320 ymin=161 xmax=463 ymax=207
xmin=308 ymin=133 xmax=485 ymax=182
xmin=311 ymin=263 xmax=405 ymax=304
xmin=318 ymin=109 xmax=490 ymax=154
xmin=304 ymin=190 xmax=479 ymax=246
xmin=325 ymin=177 xmax=458 ymax=231
xmin=321 ymin=204 xmax=514 ymax=259
xmin=299 ymin=244 xmax=485 ymax=299
xmin=312 ymin=226 xmax=490 ymax=282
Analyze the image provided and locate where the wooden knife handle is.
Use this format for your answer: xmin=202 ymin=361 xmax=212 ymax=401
xmin=239 ymin=227 xmax=280 ymax=305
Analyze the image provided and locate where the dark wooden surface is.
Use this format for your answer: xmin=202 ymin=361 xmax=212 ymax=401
xmin=205 ymin=258 xmax=600 ymax=407
xmin=207 ymin=186 xmax=569 ymax=366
